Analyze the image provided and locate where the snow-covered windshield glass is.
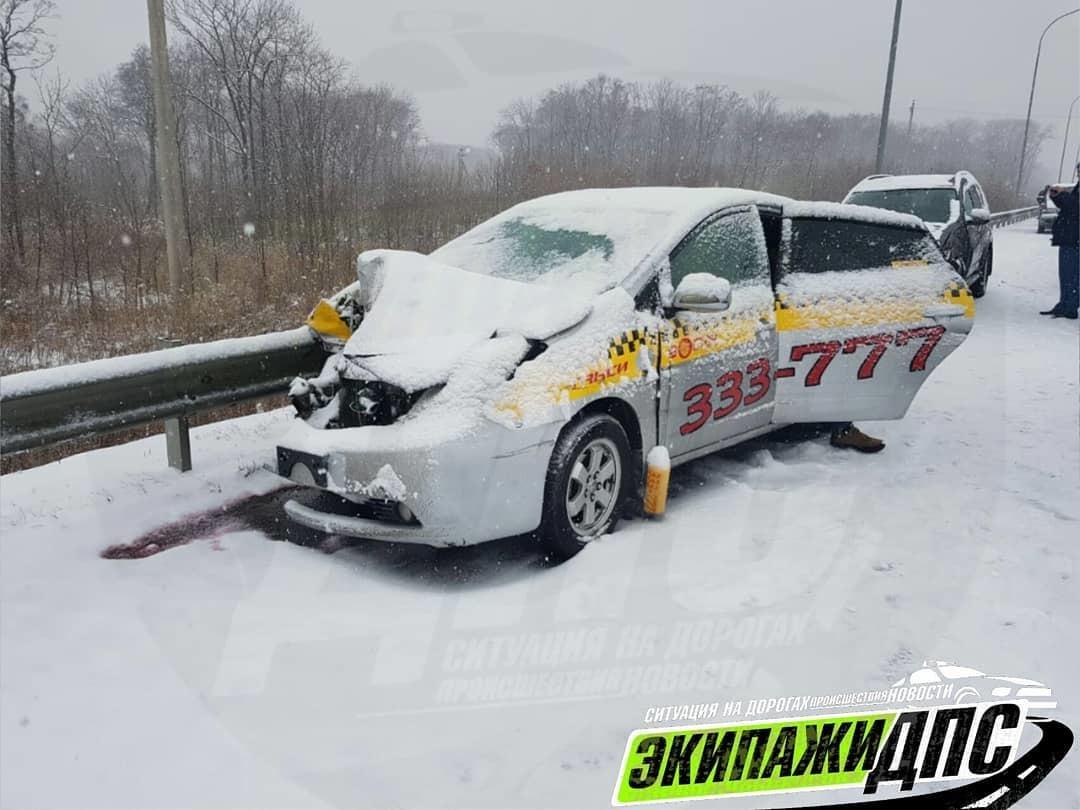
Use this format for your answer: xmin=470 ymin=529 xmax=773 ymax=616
xmin=434 ymin=217 xmax=614 ymax=283
xmin=788 ymin=219 xmax=943 ymax=273
xmin=430 ymin=206 xmax=673 ymax=293
xmin=846 ymin=188 xmax=956 ymax=224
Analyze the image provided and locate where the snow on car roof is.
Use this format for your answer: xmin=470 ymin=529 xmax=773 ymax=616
xmin=850 ymin=174 xmax=956 ymax=192
xmin=433 ymin=187 xmax=932 ymax=297
xmin=783 ymin=200 xmax=928 ymax=230
xmin=508 ymin=186 xmax=791 ymax=216
xmin=505 ymin=187 xmax=923 ymax=230
xmin=432 ymin=187 xmax=793 ymax=295
xmin=493 ymin=186 xmax=795 ymax=251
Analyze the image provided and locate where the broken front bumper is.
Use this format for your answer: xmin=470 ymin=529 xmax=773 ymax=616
xmin=276 ymin=417 xmax=561 ymax=546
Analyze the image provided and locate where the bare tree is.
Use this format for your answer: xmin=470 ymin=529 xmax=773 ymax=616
xmin=1 ymin=13 xmax=1060 ymax=378
xmin=0 ymin=0 xmax=54 ymax=266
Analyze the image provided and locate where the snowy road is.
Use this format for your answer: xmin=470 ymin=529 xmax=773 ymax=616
xmin=2 ymin=222 xmax=1077 ymax=809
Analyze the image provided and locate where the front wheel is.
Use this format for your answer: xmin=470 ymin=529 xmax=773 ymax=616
xmin=539 ymin=414 xmax=632 ymax=560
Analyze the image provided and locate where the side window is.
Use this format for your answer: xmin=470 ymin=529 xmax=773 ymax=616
xmin=965 ymin=186 xmax=980 ymax=212
xmin=669 ymin=208 xmax=769 ymax=290
xmin=786 ymin=218 xmax=942 ymax=274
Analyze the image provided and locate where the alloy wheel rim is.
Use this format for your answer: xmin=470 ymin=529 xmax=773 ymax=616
xmin=565 ymin=437 xmax=621 ymax=538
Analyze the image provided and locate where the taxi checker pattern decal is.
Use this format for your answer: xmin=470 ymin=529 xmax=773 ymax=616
xmin=945 ymin=280 xmax=976 ymax=318
xmin=562 ymin=329 xmax=656 ymax=401
xmin=556 ymin=281 xmax=971 ymax=404
xmin=773 ymin=282 xmax=974 ymax=332
xmin=563 ymin=312 xmax=763 ymax=401
xmin=660 ymin=313 xmax=761 ymax=369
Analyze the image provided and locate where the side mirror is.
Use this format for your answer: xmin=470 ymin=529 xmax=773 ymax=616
xmin=966 ymin=207 xmax=991 ymax=225
xmin=672 ymin=273 xmax=731 ymax=313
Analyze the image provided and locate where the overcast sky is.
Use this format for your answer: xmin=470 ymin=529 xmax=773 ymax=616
xmin=47 ymin=0 xmax=1080 ymax=180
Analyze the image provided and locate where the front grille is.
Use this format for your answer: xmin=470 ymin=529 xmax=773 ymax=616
xmin=310 ymin=491 xmax=421 ymax=526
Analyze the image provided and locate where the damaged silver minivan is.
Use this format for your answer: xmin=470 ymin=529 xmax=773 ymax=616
xmin=277 ymin=187 xmax=973 ymax=558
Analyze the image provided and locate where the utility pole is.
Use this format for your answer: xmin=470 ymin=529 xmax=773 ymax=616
xmin=875 ymin=0 xmax=903 ymax=173
xmin=1016 ymin=9 xmax=1079 ymax=200
xmin=146 ymin=0 xmax=188 ymax=300
xmin=904 ymin=99 xmax=915 ymax=169
xmin=1058 ymin=95 xmax=1080 ymax=183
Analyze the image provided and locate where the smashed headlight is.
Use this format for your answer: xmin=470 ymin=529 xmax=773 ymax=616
xmin=289 ymin=353 xmax=434 ymax=429
xmin=339 ymin=379 xmax=415 ymax=427
xmin=289 ymin=355 xmax=341 ymax=420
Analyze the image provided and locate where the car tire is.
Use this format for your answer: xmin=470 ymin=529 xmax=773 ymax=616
xmin=539 ymin=413 xmax=632 ymax=560
xmin=969 ymin=253 xmax=989 ymax=298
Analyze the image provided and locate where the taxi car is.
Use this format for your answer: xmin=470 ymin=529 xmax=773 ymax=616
xmin=277 ymin=188 xmax=974 ymax=558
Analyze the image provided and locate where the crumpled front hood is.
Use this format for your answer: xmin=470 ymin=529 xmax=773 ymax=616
xmin=342 ymin=249 xmax=592 ymax=391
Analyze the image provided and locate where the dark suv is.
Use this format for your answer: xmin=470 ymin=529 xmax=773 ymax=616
xmin=1036 ymin=185 xmax=1059 ymax=234
xmin=843 ymin=171 xmax=993 ymax=297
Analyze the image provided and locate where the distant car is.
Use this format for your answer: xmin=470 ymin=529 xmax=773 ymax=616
xmin=1036 ymin=185 xmax=1059 ymax=234
xmin=843 ymin=172 xmax=994 ymax=298
xmin=276 ymin=188 xmax=973 ymax=557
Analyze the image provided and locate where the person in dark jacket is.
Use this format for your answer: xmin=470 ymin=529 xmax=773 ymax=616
xmin=1041 ymin=174 xmax=1079 ymax=319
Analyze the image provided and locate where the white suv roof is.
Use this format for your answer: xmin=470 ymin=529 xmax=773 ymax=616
xmin=849 ymin=173 xmax=957 ymax=193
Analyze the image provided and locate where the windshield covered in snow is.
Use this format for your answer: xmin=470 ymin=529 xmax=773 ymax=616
xmin=788 ymin=219 xmax=944 ymax=273
xmin=430 ymin=207 xmax=673 ymax=293
xmin=846 ymin=188 xmax=956 ymax=224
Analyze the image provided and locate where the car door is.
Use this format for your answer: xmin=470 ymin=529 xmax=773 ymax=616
xmin=962 ymin=182 xmax=990 ymax=275
xmin=659 ymin=205 xmax=778 ymax=461
xmin=772 ymin=211 xmax=973 ymax=423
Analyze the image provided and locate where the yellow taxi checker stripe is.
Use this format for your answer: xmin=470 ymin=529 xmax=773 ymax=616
xmin=775 ymin=300 xmax=926 ymax=331
xmin=658 ymin=315 xmax=758 ymax=368
xmin=669 ymin=318 xmax=690 ymax=340
xmin=608 ymin=328 xmax=650 ymax=359
xmin=943 ymin=281 xmax=975 ymax=318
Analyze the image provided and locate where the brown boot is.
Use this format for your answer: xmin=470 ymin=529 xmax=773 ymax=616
xmin=830 ymin=424 xmax=885 ymax=453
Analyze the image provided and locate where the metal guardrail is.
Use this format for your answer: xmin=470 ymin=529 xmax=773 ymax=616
xmin=990 ymin=206 xmax=1039 ymax=227
xmin=0 ymin=327 xmax=326 ymax=470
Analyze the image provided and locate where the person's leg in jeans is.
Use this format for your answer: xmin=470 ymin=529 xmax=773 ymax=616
xmin=1060 ymin=245 xmax=1079 ymax=317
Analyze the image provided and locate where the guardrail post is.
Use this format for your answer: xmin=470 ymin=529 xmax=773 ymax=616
xmin=165 ymin=416 xmax=192 ymax=471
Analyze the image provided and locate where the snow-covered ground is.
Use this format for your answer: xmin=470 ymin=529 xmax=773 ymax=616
xmin=2 ymin=222 xmax=1077 ymax=809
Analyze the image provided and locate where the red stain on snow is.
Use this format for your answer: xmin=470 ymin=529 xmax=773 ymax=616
xmin=100 ymin=485 xmax=368 ymax=561
xmin=100 ymin=487 xmax=300 ymax=560
xmin=101 ymin=517 xmax=242 ymax=559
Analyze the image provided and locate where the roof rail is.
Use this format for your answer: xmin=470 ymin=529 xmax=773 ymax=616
xmin=860 ymin=173 xmax=891 ymax=183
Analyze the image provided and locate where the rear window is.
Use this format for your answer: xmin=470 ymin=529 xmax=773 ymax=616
xmin=787 ymin=218 xmax=943 ymax=274
xmin=845 ymin=188 xmax=955 ymax=223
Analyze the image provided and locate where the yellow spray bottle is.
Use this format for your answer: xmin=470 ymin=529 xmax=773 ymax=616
xmin=643 ymin=445 xmax=671 ymax=517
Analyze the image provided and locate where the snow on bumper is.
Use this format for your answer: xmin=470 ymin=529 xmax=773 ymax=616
xmin=276 ymin=417 xmax=561 ymax=546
